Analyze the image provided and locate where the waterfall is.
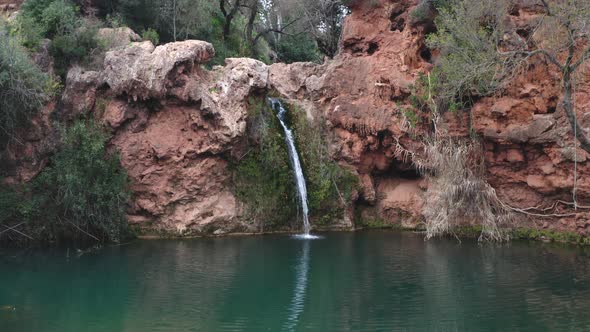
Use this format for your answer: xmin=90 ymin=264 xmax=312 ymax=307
xmin=270 ymin=98 xmax=313 ymax=237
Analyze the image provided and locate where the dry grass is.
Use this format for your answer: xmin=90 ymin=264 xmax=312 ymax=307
xmin=420 ymin=138 xmax=512 ymax=242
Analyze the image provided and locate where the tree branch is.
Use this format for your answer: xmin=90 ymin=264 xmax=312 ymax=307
xmin=572 ymin=44 xmax=590 ymax=69
xmin=253 ymin=18 xmax=300 ymax=44
xmin=499 ymin=49 xmax=564 ymax=71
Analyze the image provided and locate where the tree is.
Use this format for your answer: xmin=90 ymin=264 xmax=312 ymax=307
xmin=299 ymin=0 xmax=348 ymax=57
xmin=427 ymin=0 xmax=590 ymax=154
xmin=425 ymin=0 xmax=510 ymax=109
xmin=508 ymin=0 xmax=590 ymax=154
xmin=219 ymin=0 xmax=241 ymax=40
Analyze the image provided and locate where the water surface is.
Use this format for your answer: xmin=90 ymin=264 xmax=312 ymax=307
xmin=2 ymin=231 xmax=590 ymax=331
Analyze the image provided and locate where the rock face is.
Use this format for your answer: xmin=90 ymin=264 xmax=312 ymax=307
xmin=5 ymin=0 xmax=590 ymax=236
xmin=270 ymin=0 xmax=431 ymax=228
xmin=55 ymin=41 xmax=270 ymax=235
xmin=269 ymin=0 xmax=590 ymax=235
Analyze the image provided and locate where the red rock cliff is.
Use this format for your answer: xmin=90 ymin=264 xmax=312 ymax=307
xmin=5 ymin=0 xmax=590 ymax=236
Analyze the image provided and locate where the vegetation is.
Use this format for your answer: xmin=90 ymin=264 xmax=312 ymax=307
xmin=141 ymin=27 xmax=159 ymax=45
xmin=290 ymin=102 xmax=357 ymax=225
xmin=0 ymin=28 xmax=49 ymax=150
xmin=110 ymin=0 xmax=349 ymax=64
xmin=425 ymin=0 xmax=590 ymax=154
xmin=421 ymin=139 xmax=511 ymax=242
xmin=423 ymin=0 xmax=511 ymax=110
xmin=15 ymin=0 xmax=103 ymax=77
xmin=33 ymin=120 xmax=129 ymax=241
xmin=232 ymin=97 xmax=297 ymax=229
xmin=0 ymin=120 xmax=130 ymax=245
xmin=233 ymin=97 xmax=356 ymax=230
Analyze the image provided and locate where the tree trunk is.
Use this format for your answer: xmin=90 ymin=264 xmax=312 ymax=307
xmin=246 ymin=0 xmax=258 ymax=55
xmin=221 ymin=0 xmax=240 ymax=40
xmin=173 ymin=0 xmax=177 ymax=41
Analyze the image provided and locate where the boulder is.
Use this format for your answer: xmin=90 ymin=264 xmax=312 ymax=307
xmin=102 ymin=40 xmax=215 ymax=99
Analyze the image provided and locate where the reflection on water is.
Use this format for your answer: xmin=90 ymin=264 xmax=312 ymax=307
xmin=283 ymin=240 xmax=310 ymax=331
xmin=2 ymin=231 xmax=590 ymax=331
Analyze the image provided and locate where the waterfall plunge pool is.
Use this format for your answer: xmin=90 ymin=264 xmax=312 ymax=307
xmin=2 ymin=230 xmax=590 ymax=331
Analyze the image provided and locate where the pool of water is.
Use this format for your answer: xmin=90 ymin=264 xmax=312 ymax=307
xmin=2 ymin=230 xmax=590 ymax=331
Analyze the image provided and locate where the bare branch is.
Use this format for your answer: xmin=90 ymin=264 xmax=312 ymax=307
xmin=499 ymin=49 xmax=564 ymax=71
xmin=572 ymin=44 xmax=590 ymax=69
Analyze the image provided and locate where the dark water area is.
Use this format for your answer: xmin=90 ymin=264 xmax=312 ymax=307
xmin=2 ymin=230 xmax=590 ymax=331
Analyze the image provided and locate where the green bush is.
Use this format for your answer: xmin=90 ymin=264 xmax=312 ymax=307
xmin=49 ymin=18 xmax=101 ymax=78
xmin=32 ymin=120 xmax=130 ymax=242
xmin=19 ymin=0 xmax=78 ymax=40
xmin=20 ymin=0 xmax=55 ymax=22
xmin=18 ymin=0 xmax=100 ymax=77
xmin=425 ymin=0 xmax=509 ymax=106
xmin=275 ymin=34 xmax=321 ymax=64
xmin=13 ymin=14 xmax=45 ymax=48
xmin=142 ymin=28 xmax=159 ymax=45
xmin=40 ymin=0 xmax=78 ymax=37
xmin=0 ymin=29 xmax=48 ymax=148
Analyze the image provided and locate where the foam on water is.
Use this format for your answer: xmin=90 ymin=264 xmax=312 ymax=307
xmin=291 ymin=234 xmax=323 ymax=240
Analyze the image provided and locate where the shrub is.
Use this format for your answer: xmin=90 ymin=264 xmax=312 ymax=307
xmin=13 ymin=14 xmax=45 ymax=48
xmin=0 ymin=29 xmax=48 ymax=148
xmin=32 ymin=120 xmax=130 ymax=242
xmin=425 ymin=0 xmax=511 ymax=106
xmin=39 ymin=0 xmax=78 ymax=37
xmin=142 ymin=28 xmax=159 ymax=45
xmin=421 ymin=138 xmax=511 ymax=242
xmin=20 ymin=0 xmax=55 ymax=21
xmin=49 ymin=18 xmax=101 ymax=78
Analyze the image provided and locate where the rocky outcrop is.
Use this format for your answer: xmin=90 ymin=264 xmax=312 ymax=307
xmin=55 ymin=41 xmax=269 ymax=235
xmin=269 ymin=0 xmax=431 ymax=228
xmin=102 ymin=40 xmax=215 ymax=100
xmin=269 ymin=0 xmax=590 ymax=235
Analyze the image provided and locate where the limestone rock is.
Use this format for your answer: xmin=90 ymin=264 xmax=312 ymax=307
xmin=102 ymin=40 xmax=215 ymax=99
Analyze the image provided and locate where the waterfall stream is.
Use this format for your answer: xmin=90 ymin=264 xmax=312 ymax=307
xmin=270 ymin=98 xmax=316 ymax=238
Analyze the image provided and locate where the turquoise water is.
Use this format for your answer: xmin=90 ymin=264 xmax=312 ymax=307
xmin=2 ymin=231 xmax=590 ymax=331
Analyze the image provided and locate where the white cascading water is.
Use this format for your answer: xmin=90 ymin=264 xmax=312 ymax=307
xmin=270 ymin=98 xmax=317 ymax=238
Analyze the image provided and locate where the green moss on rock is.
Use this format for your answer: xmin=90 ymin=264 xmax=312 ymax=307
xmin=232 ymin=96 xmax=356 ymax=230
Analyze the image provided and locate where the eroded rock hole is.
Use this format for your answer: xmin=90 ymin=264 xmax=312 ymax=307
xmin=389 ymin=4 xmax=406 ymax=32
xmin=419 ymin=47 xmax=432 ymax=63
xmin=367 ymin=42 xmax=379 ymax=55
xmin=547 ymin=96 xmax=558 ymax=113
xmin=391 ymin=17 xmax=406 ymax=32
xmin=397 ymin=167 xmax=422 ymax=180
xmin=516 ymin=28 xmax=530 ymax=40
